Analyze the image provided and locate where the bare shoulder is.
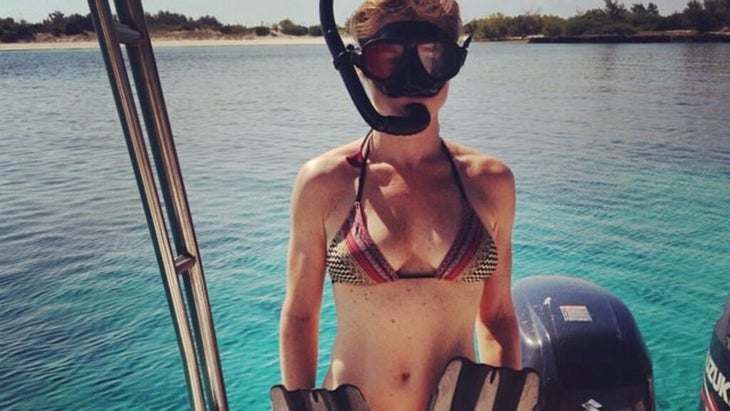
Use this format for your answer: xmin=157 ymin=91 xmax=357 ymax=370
xmin=443 ymin=140 xmax=515 ymax=202
xmin=295 ymin=140 xmax=360 ymax=190
xmin=291 ymin=139 xmax=362 ymax=225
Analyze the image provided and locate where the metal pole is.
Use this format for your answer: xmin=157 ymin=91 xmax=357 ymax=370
xmin=87 ymin=1 xmax=229 ymax=409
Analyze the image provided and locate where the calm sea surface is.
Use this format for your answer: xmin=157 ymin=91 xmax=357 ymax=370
xmin=1 ymin=42 xmax=729 ymax=410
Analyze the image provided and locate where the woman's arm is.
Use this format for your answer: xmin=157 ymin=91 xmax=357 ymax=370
xmin=471 ymin=157 xmax=522 ymax=369
xmin=476 ymin=244 xmax=521 ymax=369
xmin=279 ymin=160 xmax=329 ymax=388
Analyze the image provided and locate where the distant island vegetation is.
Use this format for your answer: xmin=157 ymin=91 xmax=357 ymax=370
xmin=1 ymin=0 xmax=728 ymax=44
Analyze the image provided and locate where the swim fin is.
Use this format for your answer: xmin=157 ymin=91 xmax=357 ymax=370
xmin=270 ymin=384 xmax=371 ymax=411
xmin=270 ymin=358 xmax=538 ymax=411
xmin=428 ymin=357 xmax=540 ymax=411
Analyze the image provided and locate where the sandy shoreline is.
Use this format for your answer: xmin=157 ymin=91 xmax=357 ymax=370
xmin=0 ymin=36 xmax=327 ymax=51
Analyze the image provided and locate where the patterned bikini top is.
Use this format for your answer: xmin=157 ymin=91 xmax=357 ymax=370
xmin=326 ymin=136 xmax=498 ymax=285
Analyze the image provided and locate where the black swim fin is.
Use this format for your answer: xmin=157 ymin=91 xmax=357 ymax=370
xmin=270 ymin=358 xmax=539 ymax=411
xmin=270 ymin=384 xmax=371 ymax=411
xmin=428 ymin=357 xmax=540 ymax=411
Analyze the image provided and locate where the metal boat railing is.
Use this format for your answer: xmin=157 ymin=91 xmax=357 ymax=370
xmin=87 ymin=1 xmax=228 ymax=409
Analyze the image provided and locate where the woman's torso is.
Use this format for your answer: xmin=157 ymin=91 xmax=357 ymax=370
xmin=319 ymin=136 xmax=495 ymax=410
xmin=324 ymin=280 xmax=483 ymax=410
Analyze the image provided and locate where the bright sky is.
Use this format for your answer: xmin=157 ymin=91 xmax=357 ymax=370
xmin=2 ymin=0 xmax=691 ymax=26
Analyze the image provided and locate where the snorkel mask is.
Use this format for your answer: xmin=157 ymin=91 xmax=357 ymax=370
xmin=319 ymin=0 xmax=472 ymax=135
xmin=353 ymin=21 xmax=472 ymax=98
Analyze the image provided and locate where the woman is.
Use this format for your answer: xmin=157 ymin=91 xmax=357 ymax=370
xmin=279 ymin=0 xmax=521 ymax=409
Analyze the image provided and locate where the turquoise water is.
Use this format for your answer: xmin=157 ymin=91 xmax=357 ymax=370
xmin=1 ymin=43 xmax=729 ymax=410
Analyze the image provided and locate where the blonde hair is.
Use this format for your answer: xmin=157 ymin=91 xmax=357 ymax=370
xmin=349 ymin=0 xmax=462 ymax=42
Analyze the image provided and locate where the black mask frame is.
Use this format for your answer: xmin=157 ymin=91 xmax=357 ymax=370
xmin=352 ymin=21 xmax=472 ymax=98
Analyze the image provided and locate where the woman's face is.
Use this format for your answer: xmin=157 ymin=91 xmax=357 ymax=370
xmin=358 ymin=18 xmax=457 ymax=121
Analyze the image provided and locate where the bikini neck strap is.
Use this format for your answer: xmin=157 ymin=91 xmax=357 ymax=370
xmin=352 ymin=131 xmax=467 ymax=203
xmin=353 ymin=129 xmax=374 ymax=202
xmin=440 ymin=139 xmax=468 ymax=200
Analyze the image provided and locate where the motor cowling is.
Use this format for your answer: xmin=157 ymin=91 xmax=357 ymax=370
xmin=513 ymin=275 xmax=655 ymax=410
xmin=699 ymin=295 xmax=730 ymax=411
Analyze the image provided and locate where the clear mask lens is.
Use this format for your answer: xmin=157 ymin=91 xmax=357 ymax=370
xmin=362 ymin=41 xmax=405 ymax=80
xmin=361 ymin=39 xmax=461 ymax=82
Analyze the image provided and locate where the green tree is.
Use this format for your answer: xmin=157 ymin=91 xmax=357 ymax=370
xmin=278 ymin=19 xmax=308 ymax=36
xmin=219 ymin=24 xmax=249 ymax=36
xmin=628 ymin=3 xmax=662 ymax=29
xmin=540 ymin=15 xmax=566 ymax=36
xmin=647 ymin=2 xmax=660 ymax=15
xmin=254 ymin=25 xmax=270 ymax=36
xmin=195 ymin=15 xmax=223 ymax=30
xmin=0 ymin=17 xmax=33 ymax=42
xmin=64 ymin=13 xmax=93 ymax=35
xmin=684 ymin=0 xmax=715 ymax=31
xmin=43 ymin=11 xmax=66 ymax=36
xmin=655 ymin=12 xmax=685 ymax=30
xmin=702 ymin=0 xmax=730 ymax=26
xmin=475 ymin=13 xmax=511 ymax=39
xmin=565 ymin=9 xmax=607 ymax=35
xmin=605 ymin=0 xmax=629 ymax=21
xmin=146 ymin=10 xmax=190 ymax=30
xmin=308 ymin=25 xmax=323 ymax=36
xmin=508 ymin=13 xmax=542 ymax=38
xmin=631 ymin=3 xmax=648 ymax=14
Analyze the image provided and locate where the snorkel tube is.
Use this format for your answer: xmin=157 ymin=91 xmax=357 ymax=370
xmin=319 ymin=0 xmax=431 ymax=136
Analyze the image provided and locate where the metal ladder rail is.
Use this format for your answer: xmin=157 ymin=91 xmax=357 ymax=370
xmin=87 ymin=1 xmax=228 ymax=410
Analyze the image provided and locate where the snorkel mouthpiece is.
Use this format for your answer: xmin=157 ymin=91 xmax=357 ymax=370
xmin=375 ymin=103 xmax=431 ymax=134
xmin=320 ymin=0 xmax=432 ymax=135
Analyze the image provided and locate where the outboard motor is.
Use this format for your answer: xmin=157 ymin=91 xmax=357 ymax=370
xmin=513 ymin=275 xmax=654 ymax=410
xmin=699 ymin=294 xmax=730 ymax=411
